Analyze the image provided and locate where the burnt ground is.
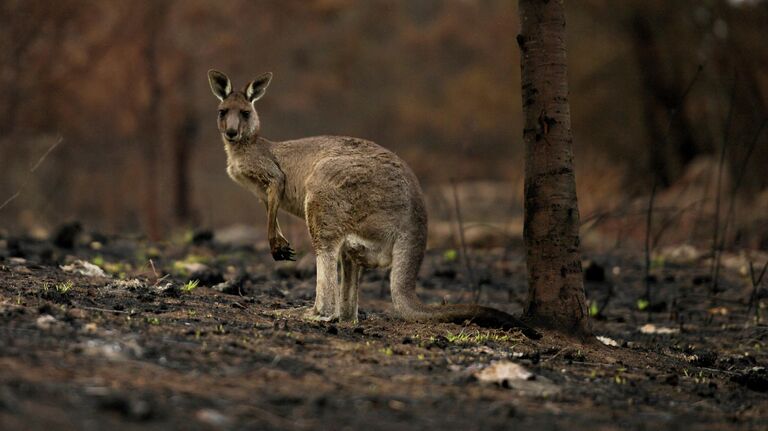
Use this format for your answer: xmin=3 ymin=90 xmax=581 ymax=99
xmin=0 ymin=230 xmax=767 ymax=431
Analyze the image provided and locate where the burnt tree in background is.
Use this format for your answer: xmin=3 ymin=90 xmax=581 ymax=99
xmin=140 ymin=1 xmax=170 ymax=240
xmin=630 ymin=12 xmax=703 ymax=188
xmin=517 ymin=0 xmax=589 ymax=335
xmin=172 ymin=79 xmax=198 ymax=226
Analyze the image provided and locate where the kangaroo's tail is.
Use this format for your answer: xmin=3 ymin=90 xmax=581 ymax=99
xmin=390 ymin=234 xmax=541 ymax=339
xmin=397 ymin=302 xmax=541 ymax=340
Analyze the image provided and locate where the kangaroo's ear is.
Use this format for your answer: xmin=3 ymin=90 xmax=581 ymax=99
xmin=208 ymin=69 xmax=232 ymax=101
xmin=245 ymin=72 xmax=273 ymax=103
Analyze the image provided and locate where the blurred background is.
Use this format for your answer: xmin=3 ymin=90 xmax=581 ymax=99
xmin=1 ymin=0 xmax=767 ymax=252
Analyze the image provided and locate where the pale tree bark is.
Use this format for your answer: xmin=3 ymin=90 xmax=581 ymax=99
xmin=517 ymin=0 xmax=590 ymax=335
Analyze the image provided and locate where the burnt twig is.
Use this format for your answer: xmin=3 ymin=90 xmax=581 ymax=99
xmin=747 ymin=260 xmax=768 ymax=324
xmin=0 ymin=136 xmax=63 ymax=211
xmin=710 ymin=74 xmax=738 ymax=293
xmin=450 ymin=179 xmax=480 ymax=303
xmin=720 ymin=119 xmax=767 ymax=251
xmin=644 ymin=180 xmax=657 ymax=322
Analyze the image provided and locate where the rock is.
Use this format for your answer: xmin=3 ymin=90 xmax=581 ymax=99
xmin=9 ymin=257 xmax=27 ymax=266
xmin=473 ymin=361 xmax=560 ymax=396
xmin=60 ymin=260 xmax=107 ymax=277
xmin=475 ymin=361 xmax=534 ymax=385
xmin=36 ymin=314 xmax=58 ymax=330
xmin=196 ymin=408 xmax=231 ymax=427
xmin=81 ymin=338 xmax=144 ymax=361
xmin=639 ymin=323 xmax=679 ymax=335
xmin=82 ymin=323 xmax=99 ymax=334
xmin=596 ymin=335 xmax=619 ymax=347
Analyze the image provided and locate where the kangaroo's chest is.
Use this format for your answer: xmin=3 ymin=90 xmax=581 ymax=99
xmin=226 ymin=158 xmax=268 ymax=201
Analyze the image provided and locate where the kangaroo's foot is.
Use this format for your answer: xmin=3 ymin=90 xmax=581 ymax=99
xmin=302 ymin=307 xmax=338 ymax=322
xmin=266 ymin=306 xmax=337 ymax=323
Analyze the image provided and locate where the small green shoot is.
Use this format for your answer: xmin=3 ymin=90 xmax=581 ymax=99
xmin=446 ymin=329 xmax=471 ymax=343
xmin=589 ymin=300 xmax=600 ymax=317
xmin=183 ymin=229 xmax=195 ymax=244
xmin=146 ymin=317 xmax=160 ymax=325
xmin=650 ymin=255 xmax=665 ymax=270
xmin=216 ymin=324 xmax=226 ymax=334
xmin=443 ymin=249 xmax=458 ymax=262
xmin=636 ymin=298 xmax=650 ymax=311
xmin=56 ymin=281 xmax=74 ymax=294
xmin=182 ymin=279 xmax=200 ymax=293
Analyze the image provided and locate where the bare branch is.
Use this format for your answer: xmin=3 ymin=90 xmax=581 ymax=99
xmin=0 ymin=136 xmax=63 ymax=212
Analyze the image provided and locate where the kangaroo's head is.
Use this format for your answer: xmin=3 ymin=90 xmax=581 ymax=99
xmin=208 ymin=70 xmax=272 ymax=144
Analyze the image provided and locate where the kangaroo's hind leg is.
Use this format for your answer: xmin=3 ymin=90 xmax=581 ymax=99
xmin=306 ymin=248 xmax=340 ymax=321
xmin=338 ymin=251 xmax=362 ymax=322
xmin=304 ymin=195 xmax=344 ymax=321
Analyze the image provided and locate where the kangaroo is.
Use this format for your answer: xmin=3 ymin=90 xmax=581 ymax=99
xmin=207 ymin=70 xmax=540 ymax=339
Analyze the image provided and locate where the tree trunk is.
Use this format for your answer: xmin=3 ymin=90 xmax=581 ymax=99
xmin=173 ymin=108 xmax=198 ymax=225
xmin=140 ymin=1 xmax=169 ymax=241
xmin=630 ymin=12 xmax=702 ymax=187
xmin=517 ymin=0 xmax=589 ymax=335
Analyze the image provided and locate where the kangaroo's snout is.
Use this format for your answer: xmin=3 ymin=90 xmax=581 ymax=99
xmin=225 ymin=129 xmax=238 ymax=139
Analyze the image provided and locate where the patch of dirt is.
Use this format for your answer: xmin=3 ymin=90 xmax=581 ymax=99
xmin=0 ymin=233 xmax=766 ymax=430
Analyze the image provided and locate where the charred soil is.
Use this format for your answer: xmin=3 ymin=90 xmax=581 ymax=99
xmin=0 ymin=233 xmax=766 ymax=430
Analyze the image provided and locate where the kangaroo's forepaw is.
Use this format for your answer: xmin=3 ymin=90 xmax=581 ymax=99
xmin=270 ymin=242 xmax=296 ymax=261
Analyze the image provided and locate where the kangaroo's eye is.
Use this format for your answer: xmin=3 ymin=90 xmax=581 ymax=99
xmin=218 ymin=109 xmax=227 ymax=118
xmin=241 ymin=110 xmax=250 ymax=119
